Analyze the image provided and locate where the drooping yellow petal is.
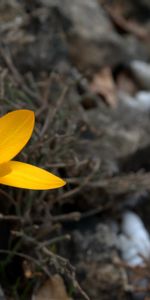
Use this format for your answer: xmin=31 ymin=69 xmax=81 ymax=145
xmin=0 ymin=110 xmax=35 ymax=164
xmin=0 ymin=161 xmax=66 ymax=190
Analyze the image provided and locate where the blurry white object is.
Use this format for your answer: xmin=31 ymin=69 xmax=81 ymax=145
xmin=135 ymin=91 xmax=150 ymax=110
xmin=118 ymin=90 xmax=150 ymax=111
xmin=118 ymin=91 xmax=137 ymax=109
xmin=118 ymin=211 xmax=150 ymax=266
xmin=130 ymin=60 xmax=150 ymax=90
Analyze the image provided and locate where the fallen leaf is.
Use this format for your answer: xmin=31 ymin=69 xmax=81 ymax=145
xmin=90 ymin=67 xmax=117 ymax=108
xmin=32 ymin=274 xmax=72 ymax=300
xmin=116 ymin=69 xmax=138 ymax=96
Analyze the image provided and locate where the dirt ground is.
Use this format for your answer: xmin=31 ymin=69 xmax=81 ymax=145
xmin=0 ymin=0 xmax=150 ymax=299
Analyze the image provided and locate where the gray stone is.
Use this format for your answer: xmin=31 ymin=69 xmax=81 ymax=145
xmin=32 ymin=0 xmax=130 ymax=71
xmin=130 ymin=60 xmax=150 ymax=90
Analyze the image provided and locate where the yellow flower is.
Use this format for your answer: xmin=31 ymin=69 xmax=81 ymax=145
xmin=0 ymin=110 xmax=66 ymax=190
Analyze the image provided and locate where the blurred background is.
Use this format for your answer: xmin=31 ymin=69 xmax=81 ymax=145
xmin=0 ymin=0 xmax=150 ymax=299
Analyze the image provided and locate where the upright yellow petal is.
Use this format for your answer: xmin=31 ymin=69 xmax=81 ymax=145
xmin=0 ymin=161 xmax=66 ymax=190
xmin=0 ymin=110 xmax=35 ymax=164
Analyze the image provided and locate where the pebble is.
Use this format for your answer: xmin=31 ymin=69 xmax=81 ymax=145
xmin=130 ymin=60 xmax=150 ymax=90
xmin=118 ymin=90 xmax=150 ymax=111
xmin=118 ymin=211 xmax=150 ymax=266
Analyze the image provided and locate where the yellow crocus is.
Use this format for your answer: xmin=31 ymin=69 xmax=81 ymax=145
xmin=0 ymin=110 xmax=66 ymax=190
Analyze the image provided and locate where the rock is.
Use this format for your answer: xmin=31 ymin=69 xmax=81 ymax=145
xmin=135 ymin=91 xmax=150 ymax=109
xmin=11 ymin=0 xmax=131 ymax=73
xmin=118 ymin=211 xmax=150 ymax=300
xmin=13 ymin=7 xmax=69 ymax=73
xmin=3 ymin=0 xmax=146 ymax=74
xmin=130 ymin=61 xmax=150 ymax=90
xmin=118 ymin=90 xmax=150 ymax=111
xmin=118 ymin=211 xmax=150 ymax=266
xmin=53 ymin=0 xmax=130 ymax=71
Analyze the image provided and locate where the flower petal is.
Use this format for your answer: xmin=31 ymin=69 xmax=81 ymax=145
xmin=0 ymin=161 xmax=66 ymax=190
xmin=0 ymin=163 xmax=11 ymax=177
xmin=0 ymin=110 xmax=35 ymax=164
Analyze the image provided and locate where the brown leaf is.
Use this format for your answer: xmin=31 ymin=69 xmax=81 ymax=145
xmin=32 ymin=274 xmax=72 ymax=300
xmin=90 ymin=67 xmax=117 ymax=108
xmin=116 ymin=70 xmax=138 ymax=96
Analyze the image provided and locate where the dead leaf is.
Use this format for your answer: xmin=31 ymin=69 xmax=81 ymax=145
xmin=32 ymin=274 xmax=72 ymax=300
xmin=116 ymin=69 xmax=138 ymax=96
xmin=90 ymin=67 xmax=117 ymax=108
